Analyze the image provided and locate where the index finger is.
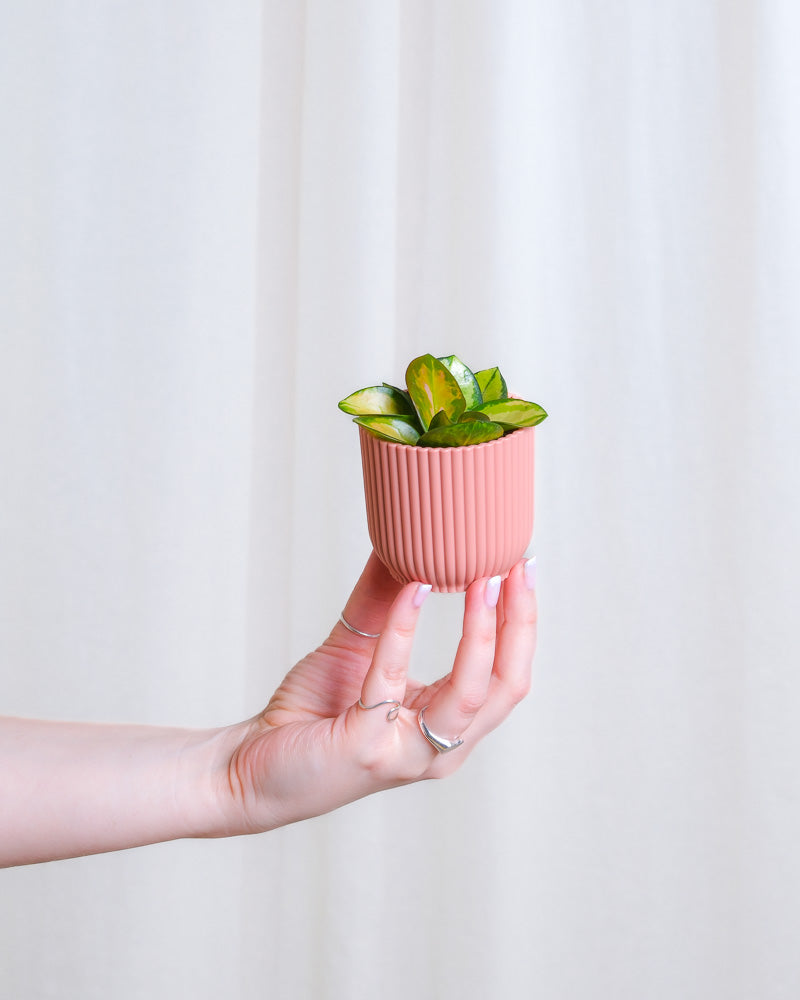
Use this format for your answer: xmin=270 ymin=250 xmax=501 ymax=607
xmin=358 ymin=581 xmax=432 ymax=710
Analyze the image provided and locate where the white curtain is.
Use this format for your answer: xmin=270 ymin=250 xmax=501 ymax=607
xmin=2 ymin=1 xmax=799 ymax=997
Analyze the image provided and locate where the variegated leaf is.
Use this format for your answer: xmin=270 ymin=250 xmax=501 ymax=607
xmin=473 ymin=398 xmax=548 ymax=428
xmin=382 ymin=382 xmax=414 ymax=408
xmin=473 ymin=367 xmax=508 ymax=402
xmin=428 ymin=409 xmax=451 ymax=431
xmin=418 ymin=420 xmax=504 ymax=448
xmin=338 ymin=385 xmax=415 ymax=417
xmin=438 ymin=355 xmax=482 ymax=409
xmin=405 ymin=354 xmax=466 ymax=431
xmin=354 ymin=415 xmax=422 ymax=445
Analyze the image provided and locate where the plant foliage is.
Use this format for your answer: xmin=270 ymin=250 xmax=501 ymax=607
xmin=338 ymin=354 xmax=548 ymax=447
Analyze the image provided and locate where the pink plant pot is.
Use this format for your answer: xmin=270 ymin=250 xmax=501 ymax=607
xmin=358 ymin=424 xmax=535 ymax=593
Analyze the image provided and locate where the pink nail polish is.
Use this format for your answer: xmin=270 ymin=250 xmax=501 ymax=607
xmin=485 ymin=575 xmax=502 ymax=608
xmin=413 ymin=583 xmax=432 ymax=608
xmin=524 ymin=556 xmax=537 ymax=591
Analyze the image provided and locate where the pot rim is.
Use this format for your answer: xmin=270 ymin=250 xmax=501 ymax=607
xmin=357 ymin=423 xmax=535 ymax=455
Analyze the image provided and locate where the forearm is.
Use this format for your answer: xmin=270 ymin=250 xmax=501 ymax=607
xmin=0 ymin=716 xmax=242 ymax=867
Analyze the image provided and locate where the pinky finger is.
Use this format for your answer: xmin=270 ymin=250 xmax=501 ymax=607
xmin=487 ymin=557 xmax=538 ymax=722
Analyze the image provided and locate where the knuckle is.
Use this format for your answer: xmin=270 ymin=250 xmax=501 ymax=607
xmin=379 ymin=657 xmax=407 ymax=685
xmin=507 ymin=674 xmax=532 ymax=706
xmin=463 ymin=620 xmax=497 ymax=647
xmin=523 ymin=606 xmax=539 ymax=627
xmin=394 ymin=758 xmax=430 ymax=783
xmin=510 ymin=604 xmax=538 ymax=629
xmin=388 ymin=620 xmax=417 ymax=643
xmin=356 ymin=742 xmax=426 ymax=784
xmin=354 ymin=740 xmax=391 ymax=778
xmin=455 ymin=688 xmax=487 ymax=718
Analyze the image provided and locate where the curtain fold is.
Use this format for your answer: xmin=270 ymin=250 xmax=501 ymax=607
xmin=2 ymin=2 xmax=799 ymax=998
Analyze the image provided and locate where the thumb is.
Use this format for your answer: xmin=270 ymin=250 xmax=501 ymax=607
xmin=335 ymin=551 xmax=405 ymax=643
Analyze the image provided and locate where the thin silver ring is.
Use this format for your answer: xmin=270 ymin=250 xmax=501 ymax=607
xmin=417 ymin=706 xmax=464 ymax=754
xmin=357 ymin=698 xmax=401 ymax=721
xmin=339 ymin=612 xmax=381 ymax=639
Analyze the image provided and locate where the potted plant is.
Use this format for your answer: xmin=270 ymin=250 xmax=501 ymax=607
xmin=339 ymin=353 xmax=547 ymax=592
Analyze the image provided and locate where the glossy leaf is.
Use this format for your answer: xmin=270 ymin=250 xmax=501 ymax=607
xmin=428 ymin=409 xmax=451 ymax=431
xmin=339 ymin=385 xmax=415 ymax=417
xmin=459 ymin=410 xmax=490 ymax=423
xmin=382 ymin=382 xmax=414 ymax=408
xmin=473 ymin=398 xmax=548 ymax=428
xmin=405 ymin=354 xmax=466 ymax=431
xmin=418 ymin=420 xmax=505 ymax=448
xmin=353 ymin=415 xmax=421 ymax=445
xmin=473 ymin=367 xmax=508 ymax=402
xmin=438 ymin=355 xmax=482 ymax=409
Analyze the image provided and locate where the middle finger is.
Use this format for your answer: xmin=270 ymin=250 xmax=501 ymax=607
xmin=416 ymin=575 xmax=502 ymax=746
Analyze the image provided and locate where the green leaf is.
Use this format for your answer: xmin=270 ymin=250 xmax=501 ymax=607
xmin=473 ymin=398 xmax=548 ymax=428
xmin=473 ymin=367 xmax=508 ymax=402
xmin=418 ymin=421 xmax=505 ymax=448
xmin=438 ymin=355 xmax=482 ymax=409
xmin=428 ymin=409 xmax=451 ymax=431
xmin=405 ymin=354 xmax=466 ymax=431
xmin=382 ymin=383 xmax=414 ymax=408
xmin=354 ymin=415 xmax=422 ymax=445
xmin=339 ymin=385 xmax=415 ymax=417
xmin=458 ymin=410 xmax=491 ymax=423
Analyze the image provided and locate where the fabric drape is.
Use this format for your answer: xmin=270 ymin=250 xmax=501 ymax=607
xmin=2 ymin=2 xmax=798 ymax=998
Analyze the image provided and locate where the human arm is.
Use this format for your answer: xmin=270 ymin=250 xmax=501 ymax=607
xmin=0 ymin=716 xmax=231 ymax=866
xmin=0 ymin=552 xmax=537 ymax=867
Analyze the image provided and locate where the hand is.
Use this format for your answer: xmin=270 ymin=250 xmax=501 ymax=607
xmin=218 ymin=552 xmax=538 ymax=835
xmin=0 ymin=552 xmax=537 ymax=866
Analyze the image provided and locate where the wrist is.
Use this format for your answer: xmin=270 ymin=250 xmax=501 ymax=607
xmin=192 ymin=719 xmax=263 ymax=840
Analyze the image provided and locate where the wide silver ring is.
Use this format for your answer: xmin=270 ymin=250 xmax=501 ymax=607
xmin=417 ymin=706 xmax=464 ymax=754
xmin=339 ymin=612 xmax=381 ymax=639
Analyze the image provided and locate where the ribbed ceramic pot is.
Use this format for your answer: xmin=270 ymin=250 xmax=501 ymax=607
xmin=358 ymin=423 xmax=535 ymax=593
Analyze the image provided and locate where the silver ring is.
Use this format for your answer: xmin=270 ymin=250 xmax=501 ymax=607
xmin=339 ymin=612 xmax=381 ymax=639
xmin=357 ymin=698 xmax=401 ymax=721
xmin=417 ymin=706 xmax=464 ymax=754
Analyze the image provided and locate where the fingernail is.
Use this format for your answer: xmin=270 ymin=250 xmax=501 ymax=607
xmin=485 ymin=575 xmax=502 ymax=608
xmin=524 ymin=556 xmax=537 ymax=591
xmin=413 ymin=583 xmax=432 ymax=608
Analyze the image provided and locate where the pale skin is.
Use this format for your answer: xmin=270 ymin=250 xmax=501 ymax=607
xmin=0 ymin=553 xmax=537 ymax=867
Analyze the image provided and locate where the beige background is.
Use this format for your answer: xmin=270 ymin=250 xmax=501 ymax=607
xmin=2 ymin=2 xmax=799 ymax=998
